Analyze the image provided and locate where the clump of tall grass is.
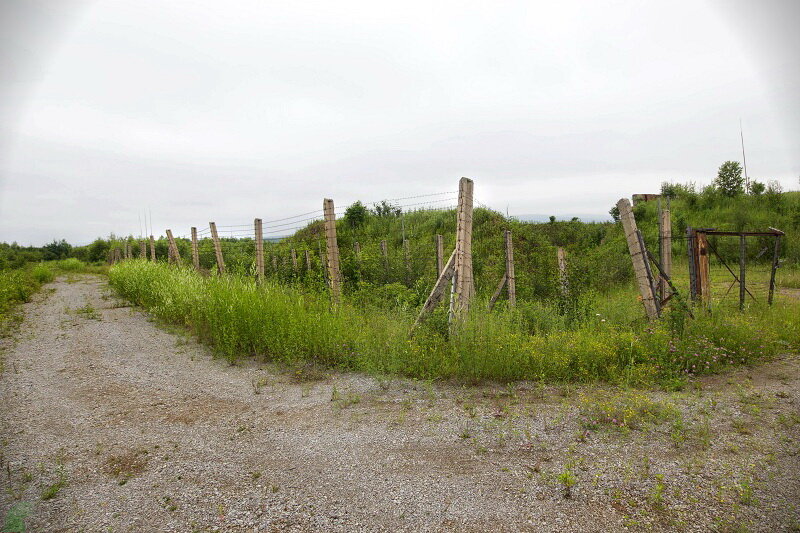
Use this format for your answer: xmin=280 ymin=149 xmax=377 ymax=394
xmin=32 ymin=263 xmax=54 ymax=283
xmin=56 ymin=258 xmax=84 ymax=271
xmin=109 ymin=262 xmax=799 ymax=385
xmin=0 ymin=267 xmax=46 ymax=337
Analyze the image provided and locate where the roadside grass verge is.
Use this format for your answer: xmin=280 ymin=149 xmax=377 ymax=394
xmin=0 ymin=259 xmax=101 ymax=339
xmin=108 ymin=261 xmax=799 ymax=385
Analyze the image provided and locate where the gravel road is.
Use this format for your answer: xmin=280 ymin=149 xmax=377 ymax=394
xmin=1 ymin=275 xmax=798 ymax=532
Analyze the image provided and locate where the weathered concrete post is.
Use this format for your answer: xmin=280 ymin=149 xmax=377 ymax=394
xmin=191 ymin=227 xmax=200 ymax=270
xmin=616 ymin=198 xmax=658 ymax=320
xmin=504 ymin=230 xmax=516 ymax=308
xmin=450 ymin=177 xmax=475 ymax=319
xmin=166 ymin=230 xmax=181 ymax=265
xmin=323 ymin=198 xmax=342 ymax=304
xmin=209 ymin=222 xmax=225 ymax=274
xmin=254 ymin=219 xmax=264 ymax=282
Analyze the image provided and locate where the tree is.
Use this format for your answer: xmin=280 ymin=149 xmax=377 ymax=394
xmin=343 ymin=201 xmax=369 ymax=229
xmin=714 ymin=161 xmax=744 ymax=197
xmin=371 ymin=200 xmax=401 ymax=218
xmin=608 ymin=206 xmax=620 ymax=222
xmin=42 ymin=239 xmax=72 ymax=260
xmin=749 ymin=180 xmax=765 ymax=195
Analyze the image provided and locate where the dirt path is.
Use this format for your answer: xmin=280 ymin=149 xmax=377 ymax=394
xmin=1 ymin=276 xmax=798 ymax=532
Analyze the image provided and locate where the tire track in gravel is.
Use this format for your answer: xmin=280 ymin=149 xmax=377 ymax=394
xmin=1 ymin=275 xmax=799 ymax=532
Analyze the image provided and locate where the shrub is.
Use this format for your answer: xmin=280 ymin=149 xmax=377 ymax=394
xmin=57 ymin=258 xmax=84 ymax=271
xmin=32 ymin=263 xmax=54 ymax=283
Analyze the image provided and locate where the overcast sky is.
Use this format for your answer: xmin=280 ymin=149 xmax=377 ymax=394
xmin=1 ymin=0 xmax=798 ymax=245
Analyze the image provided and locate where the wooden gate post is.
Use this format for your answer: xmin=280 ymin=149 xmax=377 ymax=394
xmin=557 ymin=247 xmax=569 ymax=297
xmin=616 ymin=198 xmax=658 ymax=320
xmin=505 ymin=230 xmax=516 ymax=308
xmin=323 ymin=198 xmax=342 ymax=303
xmin=254 ymin=219 xmax=264 ymax=282
xmin=305 ymin=249 xmax=312 ymax=271
xmin=450 ymin=177 xmax=475 ymax=318
xmin=191 ymin=227 xmax=200 ymax=270
xmin=659 ymin=207 xmax=672 ymax=301
xmin=435 ymin=234 xmax=444 ymax=275
xmin=149 ymin=235 xmax=156 ymax=262
xmin=166 ymin=230 xmax=181 ymax=265
xmin=209 ymin=222 xmax=225 ymax=274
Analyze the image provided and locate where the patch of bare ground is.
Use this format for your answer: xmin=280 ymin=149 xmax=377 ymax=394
xmin=1 ymin=275 xmax=798 ymax=531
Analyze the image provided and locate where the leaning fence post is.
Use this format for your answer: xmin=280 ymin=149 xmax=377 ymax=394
xmin=191 ymin=227 xmax=200 ymax=270
xmin=323 ymin=198 xmax=342 ymax=303
xmin=450 ymin=177 xmax=475 ymax=318
xmin=166 ymin=230 xmax=181 ymax=265
xmin=209 ymin=222 xmax=225 ymax=274
xmin=149 ymin=235 xmax=156 ymax=262
xmin=616 ymin=198 xmax=659 ymax=320
xmin=659 ymin=206 xmax=672 ymax=302
xmin=414 ymin=250 xmax=457 ymax=328
xmin=254 ymin=219 xmax=264 ymax=282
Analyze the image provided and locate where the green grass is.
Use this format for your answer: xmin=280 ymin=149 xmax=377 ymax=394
xmin=0 ymin=260 xmax=100 ymax=342
xmin=0 ymin=268 xmax=43 ymax=338
xmin=108 ymin=261 xmax=799 ymax=385
xmin=1 ymin=502 xmax=31 ymax=533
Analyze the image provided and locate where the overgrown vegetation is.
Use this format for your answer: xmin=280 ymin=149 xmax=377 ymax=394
xmin=5 ymin=174 xmax=799 ymax=386
xmin=0 ymin=259 xmax=99 ymax=340
xmin=108 ymin=259 xmax=798 ymax=385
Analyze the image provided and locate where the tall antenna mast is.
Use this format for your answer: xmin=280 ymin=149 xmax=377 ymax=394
xmin=740 ymin=118 xmax=749 ymax=193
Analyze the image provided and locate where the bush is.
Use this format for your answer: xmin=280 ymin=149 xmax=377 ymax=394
xmin=57 ymin=258 xmax=84 ymax=271
xmin=31 ymin=263 xmax=54 ymax=284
